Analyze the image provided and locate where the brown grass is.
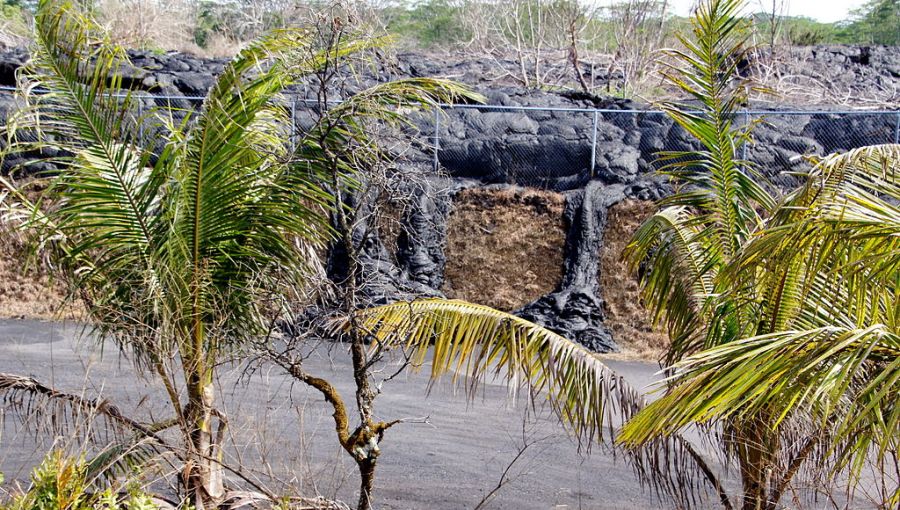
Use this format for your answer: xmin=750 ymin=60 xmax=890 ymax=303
xmin=0 ymin=180 xmax=83 ymax=321
xmin=0 ymin=225 xmax=82 ymax=321
xmin=599 ymin=199 xmax=669 ymax=361
xmin=443 ymin=187 xmax=566 ymax=312
xmin=374 ymin=199 xmax=403 ymax=263
xmin=0 ymin=181 xmax=665 ymax=361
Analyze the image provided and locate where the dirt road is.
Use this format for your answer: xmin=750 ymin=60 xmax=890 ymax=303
xmin=0 ymin=320 xmax=685 ymax=509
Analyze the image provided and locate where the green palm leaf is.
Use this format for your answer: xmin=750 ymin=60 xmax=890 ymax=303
xmin=625 ymin=206 xmax=721 ymax=363
xmin=617 ymin=1 xmax=900 ymax=506
xmin=343 ymin=298 xmax=743 ymax=508
xmin=622 ymin=144 xmax=900 ymax=500
xmin=345 ymin=299 xmax=641 ymax=444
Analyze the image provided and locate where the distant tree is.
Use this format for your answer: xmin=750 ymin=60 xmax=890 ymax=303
xmin=784 ymin=16 xmax=836 ymax=45
xmin=385 ymin=0 xmax=469 ymax=48
xmin=837 ymin=0 xmax=899 ymax=45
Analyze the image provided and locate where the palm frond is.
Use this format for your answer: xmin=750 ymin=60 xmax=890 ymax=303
xmin=625 ymin=206 xmax=719 ymax=363
xmin=344 ymin=299 xmax=641 ymax=444
xmin=654 ymin=0 xmax=775 ymax=259
xmin=321 ymin=77 xmax=482 ymax=129
xmin=84 ymin=437 xmax=164 ymax=489
xmin=628 ymin=0 xmax=776 ymax=368
xmin=0 ymin=373 xmax=170 ymax=448
xmin=155 ymin=28 xmax=384 ymax=358
xmin=618 ymin=326 xmax=899 ymax=478
xmin=345 ymin=298 xmax=738 ymax=509
xmin=621 ymin=145 xmax=900 ymax=492
xmin=0 ymin=0 xmax=175 ymax=360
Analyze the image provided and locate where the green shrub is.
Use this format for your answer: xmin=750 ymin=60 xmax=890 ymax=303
xmin=1 ymin=451 xmax=154 ymax=510
xmin=0 ymin=2 xmax=31 ymax=43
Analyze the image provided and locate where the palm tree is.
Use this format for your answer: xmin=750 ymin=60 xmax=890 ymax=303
xmin=0 ymin=1 xmax=473 ymax=507
xmin=620 ymin=144 xmax=900 ymax=507
xmin=614 ymin=0 xmax=796 ymax=506
xmin=616 ymin=0 xmax=899 ymax=507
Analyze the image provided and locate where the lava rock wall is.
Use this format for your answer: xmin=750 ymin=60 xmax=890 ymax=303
xmin=0 ymin=46 xmax=897 ymax=352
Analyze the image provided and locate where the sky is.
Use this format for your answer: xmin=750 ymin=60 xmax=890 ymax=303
xmin=663 ymin=0 xmax=869 ymax=23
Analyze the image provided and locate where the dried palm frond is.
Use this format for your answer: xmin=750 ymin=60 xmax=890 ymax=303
xmin=0 ymin=372 xmax=167 ymax=445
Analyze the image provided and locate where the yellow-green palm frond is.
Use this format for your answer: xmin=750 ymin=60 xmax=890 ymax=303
xmin=802 ymin=144 xmax=900 ymax=286
xmin=618 ymin=325 xmax=900 ymax=481
xmin=653 ymin=0 xmax=776 ymax=259
xmin=343 ymin=298 xmax=744 ymax=508
xmin=730 ymin=144 xmax=900 ymax=335
xmin=630 ymin=0 xmax=777 ymax=368
xmin=153 ymin=28 xmax=347 ymax=357
xmin=625 ymin=144 xmax=900 ymax=488
xmin=343 ymin=299 xmax=642 ymax=445
xmin=323 ymin=78 xmax=482 ymax=127
xmin=1 ymin=0 xmax=172 ymax=352
xmin=12 ymin=0 xmax=159 ymax=266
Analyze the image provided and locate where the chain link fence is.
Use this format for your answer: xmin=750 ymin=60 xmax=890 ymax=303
xmin=3 ymin=87 xmax=898 ymax=190
xmin=428 ymin=104 xmax=900 ymax=190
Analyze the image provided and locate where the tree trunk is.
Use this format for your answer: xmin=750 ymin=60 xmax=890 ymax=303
xmin=357 ymin=458 xmax=377 ymax=510
xmin=184 ymin=373 xmax=225 ymax=510
xmin=735 ymin=419 xmax=777 ymax=510
xmin=568 ymin=18 xmax=589 ymax=94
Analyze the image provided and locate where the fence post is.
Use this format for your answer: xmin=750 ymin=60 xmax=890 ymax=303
xmin=589 ymin=109 xmax=599 ymax=178
xmin=290 ymin=98 xmax=297 ymax=151
xmin=741 ymin=109 xmax=749 ymax=161
xmin=894 ymin=112 xmax=900 ymax=145
xmin=137 ymin=100 xmax=143 ymax=146
xmin=433 ymin=107 xmax=441 ymax=173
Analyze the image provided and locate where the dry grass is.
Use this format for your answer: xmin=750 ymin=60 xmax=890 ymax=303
xmin=0 ymin=180 xmax=83 ymax=321
xmin=0 ymin=180 xmax=665 ymax=361
xmin=0 ymin=225 xmax=82 ymax=321
xmin=97 ymin=0 xmax=200 ymax=53
xmin=374 ymin=199 xmax=403 ymax=263
xmin=599 ymin=199 xmax=669 ymax=361
xmin=443 ymin=187 xmax=566 ymax=312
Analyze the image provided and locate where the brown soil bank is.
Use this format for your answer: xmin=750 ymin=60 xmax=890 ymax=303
xmin=600 ymin=199 xmax=668 ymax=360
xmin=0 ymin=184 xmax=666 ymax=359
xmin=442 ymin=187 xmax=566 ymax=311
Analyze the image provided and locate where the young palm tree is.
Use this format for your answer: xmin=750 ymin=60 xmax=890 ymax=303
xmin=620 ymin=144 xmax=900 ymax=507
xmin=616 ymin=0 xmax=899 ymax=507
xmin=0 ymin=1 xmax=473 ymax=507
xmin=611 ymin=0 xmax=793 ymax=507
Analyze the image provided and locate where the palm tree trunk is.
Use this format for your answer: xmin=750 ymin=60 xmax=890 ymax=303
xmin=735 ymin=419 xmax=777 ymax=510
xmin=184 ymin=369 xmax=225 ymax=509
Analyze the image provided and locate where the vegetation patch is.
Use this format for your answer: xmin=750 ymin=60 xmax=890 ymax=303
xmin=443 ymin=187 xmax=565 ymax=312
xmin=599 ymin=199 xmax=668 ymax=360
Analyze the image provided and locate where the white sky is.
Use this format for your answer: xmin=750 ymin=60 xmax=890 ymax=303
xmin=659 ymin=0 xmax=868 ymax=23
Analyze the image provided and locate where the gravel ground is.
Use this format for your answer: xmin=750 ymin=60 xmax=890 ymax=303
xmin=0 ymin=320 xmax=720 ymax=509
